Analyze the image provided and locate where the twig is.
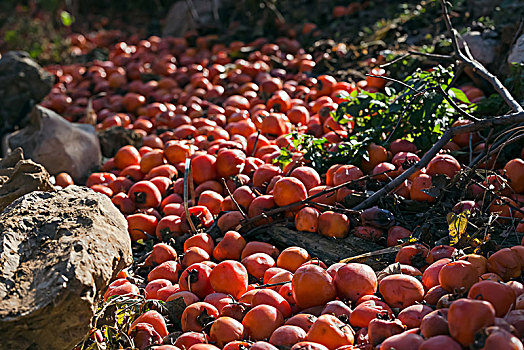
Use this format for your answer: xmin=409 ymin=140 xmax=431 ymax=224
xmin=379 ymin=53 xmax=412 ymax=68
xmin=365 ymin=74 xmax=417 ymax=92
xmin=183 ymin=158 xmax=197 ymax=234
xmin=222 ymin=178 xmax=248 ymax=219
xmin=407 ymin=50 xmax=454 ymax=61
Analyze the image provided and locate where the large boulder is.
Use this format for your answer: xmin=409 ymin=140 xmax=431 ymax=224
xmin=0 ymin=185 xmax=132 ymax=350
xmin=0 ymin=51 xmax=55 ymax=135
xmin=4 ymin=105 xmax=101 ymax=183
xmin=0 ymin=147 xmax=55 ymax=211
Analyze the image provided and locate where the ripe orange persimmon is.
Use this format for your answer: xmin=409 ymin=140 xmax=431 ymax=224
xmin=291 ymin=264 xmax=336 ymax=309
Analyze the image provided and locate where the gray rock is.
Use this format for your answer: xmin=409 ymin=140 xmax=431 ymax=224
xmin=0 ymin=185 xmax=132 ymax=350
xmin=163 ymin=0 xmax=221 ymax=37
xmin=0 ymin=147 xmax=55 ymax=211
xmin=5 ymin=105 xmax=101 ymax=183
xmin=508 ymin=34 xmax=524 ymax=64
xmin=98 ymin=126 xmax=143 ymax=158
xmin=0 ymin=51 xmax=55 ymax=135
xmin=461 ymin=31 xmax=499 ymax=65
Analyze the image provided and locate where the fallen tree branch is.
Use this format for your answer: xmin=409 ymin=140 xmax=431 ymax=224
xmin=353 ymin=110 xmax=524 ymax=210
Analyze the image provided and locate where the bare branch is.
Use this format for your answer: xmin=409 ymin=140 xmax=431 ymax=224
xmin=439 ymin=0 xmax=523 ymax=113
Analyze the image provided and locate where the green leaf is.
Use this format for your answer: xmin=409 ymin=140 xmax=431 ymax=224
xmin=449 ymin=88 xmax=471 ymax=104
xmin=60 ymin=11 xmax=75 ymax=27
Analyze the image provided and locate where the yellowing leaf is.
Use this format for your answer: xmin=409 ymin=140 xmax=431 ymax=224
xmin=447 ymin=211 xmax=469 ymax=245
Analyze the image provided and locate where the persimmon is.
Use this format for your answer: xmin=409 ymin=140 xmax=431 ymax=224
xmin=104 ymin=279 xmax=139 ymax=301
xmin=294 ymin=207 xmax=320 ymax=233
xmin=487 ymin=248 xmax=522 ymax=281
xmin=241 ymin=253 xmax=276 ymax=280
xmin=253 ymin=164 xmax=282 ymax=188
xmin=145 ymin=243 xmax=178 ymax=266
xmin=210 ymin=316 xmax=244 ymax=347
xmin=129 ymin=310 xmax=169 ymax=338
xmin=269 ymin=325 xmax=307 ymax=347
xmin=439 ymin=260 xmax=479 ymax=293
xmin=198 ymin=190 xmax=224 ymax=216
xmin=127 ymin=213 xmax=158 ymax=241
xmin=216 ymin=149 xmax=247 ymax=178
xmin=191 ymin=154 xmax=217 ymax=185
xmin=209 ymin=260 xmax=249 ymax=299
xmin=395 ymin=244 xmax=429 ymax=268
xmin=448 ymin=298 xmax=495 ymax=346
xmin=232 ymin=186 xmax=257 ymax=211
xmin=148 ymin=260 xmax=182 ymax=283
xmin=367 ymin=315 xmax=405 ymax=346
xmin=144 ymin=278 xmax=173 ymax=299
xmin=420 ymin=309 xmax=449 ymax=338
xmin=317 ymin=211 xmax=350 ymax=238
xmin=459 ymin=254 xmax=488 ymax=276
xmin=504 ymin=158 xmax=524 ymax=193
xmin=379 ymin=274 xmax=424 ymax=309
xmin=379 ymin=332 xmax=424 ymax=350
xmin=178 ymin=262 xmax=214 ymax=299
xmin=213 ymin=231 xmax=246 ymax=261
xmin=397 ymin=304 xmax=432 ymax=329
xmin=277 ymin=247 xmax=311 ymax=272
xmin=182 ymin=247 xmax=210 ymax=267
xmin=242 ymin=305 xmax=284 ymax=340
xmin=290 ymin=166 xmax=321 ymax=191
xmin=273 ymin=177 xmax=308 ymax=207
xmin=410 ymin=174 xmax=435 ymax=202
xmin=426 ymin=154 xmax=461 ymax=178
xmin=184 ymin=233 xmax=214 ymax=255
xmin=320 ymin=300 xmax=352 ymax=319
xmin=334 ymin=263 xmax=377 ymax=302
xmin=389 ymin=139 xmax=418 ymax=155
xmin=252 ymin=289 xmax=292 ymax=318
xmin=362 ymin=143 xmax=388 ymax=173
xmin=422 ymin=258 xmax=452 ymax=290
xmin=292 ymin=264 xmax=337 ymax=309
xmin=350 ymin=299 xmax=393 ymax=328
xmin=156 ymin=215 xmax=182 ymax=239
xmin=181 ymin=301 xmax=219 ymax=332
xmin=387 ymin=226 xmax=412 ymax=247
xmin=174 ymin=332 xmax=210 ymax=350
xmin=468 ymin=280 xmax=516 ymax=317
xmin=306 ymin=314 xmax=354 ymax=350
xmin=285 ymin=314 xmax=317 ymax=333
xmin=332 ymin=165 xmax=364 ymax=186
xmin=86 ymin=172 xmax=117 ymax=187
xmin=55 ymin=172 xmax=74 ymax=187
xmin=180 ymin=206 xmax=214 ymax=233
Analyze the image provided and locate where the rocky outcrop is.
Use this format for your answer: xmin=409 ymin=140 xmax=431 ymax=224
xmin=0 ymin=51 xmax=55 ymax=135
xmin=0 ymin=147 xmax=55 ymax=211
xmin=0 ymin=185 xmax=131 ymax=350
xmin=5 ymin=105 xmax=101 ymax=183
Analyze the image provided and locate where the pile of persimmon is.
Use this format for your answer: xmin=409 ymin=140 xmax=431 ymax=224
xmin=40 ymin=31 xmax=524 ymax=350
xmin=100 ymin=236 xmax=524 ymax=350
